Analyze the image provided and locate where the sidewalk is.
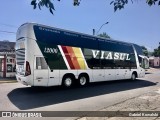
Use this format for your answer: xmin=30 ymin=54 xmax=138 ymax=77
xmin=77 ymin=68 xmax=160 ymax=120
xmin=0 ymin=77 xmax=17 ymax=83
xmin=145 ymin=67 xmax=160 ymax=73
xmin=77 ymin=87 xmax=160 ymax=120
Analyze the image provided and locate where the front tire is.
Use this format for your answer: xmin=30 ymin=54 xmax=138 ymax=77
xmin=131 ymin=73 xmax=136 ymax=80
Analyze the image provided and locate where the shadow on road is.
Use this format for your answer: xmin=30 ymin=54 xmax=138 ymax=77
xmin=8 ymin=79 xmax=156 ymax=110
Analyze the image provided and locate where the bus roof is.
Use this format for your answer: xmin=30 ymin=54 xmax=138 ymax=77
xmin=19 ymin=22 xmax=134 ymax=46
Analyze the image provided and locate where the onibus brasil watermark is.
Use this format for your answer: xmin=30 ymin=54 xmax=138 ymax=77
xmin=129 ymin=112 xmax=159 ymax=117
xmin=1 ymin=112 xmax=42 ymax=118
xmin=1 ymin=111 xmax=160 ymax=117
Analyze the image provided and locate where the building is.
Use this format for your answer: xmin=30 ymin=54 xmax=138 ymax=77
xmin=0 ymin=40 xmax=16 ymax=77
xmin=149 ymin=56 xmax=160 ymax=68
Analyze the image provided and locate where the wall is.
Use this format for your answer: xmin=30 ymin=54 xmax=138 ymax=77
xmin=0 ymin=56 xmax=16 ymax=77
xmin=154 ymin=57 xmax=160 ymax=67
xmin=149 ymin=57 xmax=160 ymax=68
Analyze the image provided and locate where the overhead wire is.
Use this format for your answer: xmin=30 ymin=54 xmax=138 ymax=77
xmin=0 ymin=30 xmax=16 ymax=34
xmin=0 ymin=23 xmax=18 ymax=28
xmin=0 ymin=23 xmax=17 ymax=36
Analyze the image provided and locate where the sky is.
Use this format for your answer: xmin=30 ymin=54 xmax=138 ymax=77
xmin=0 ymin=0 xmax=160 ymax=52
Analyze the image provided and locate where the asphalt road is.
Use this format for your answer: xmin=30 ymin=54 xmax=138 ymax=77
xmin=0 ymin=68 xmax=160 ymax=120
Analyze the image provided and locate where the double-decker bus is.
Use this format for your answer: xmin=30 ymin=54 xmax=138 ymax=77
xmin=15 ymin=23 xmax=147 ymax=87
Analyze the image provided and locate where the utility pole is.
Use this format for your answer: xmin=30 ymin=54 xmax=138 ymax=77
xmin=93 ymin=29 xmax=95 ymax=36
xmin=3 ymin=54 xmax=6 ymax=78
xmin=93 ymin=22 xmax=109 ymax=36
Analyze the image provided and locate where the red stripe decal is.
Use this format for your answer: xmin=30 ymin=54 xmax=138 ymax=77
xmin=61 ymin=46 xmax=75 ymax=69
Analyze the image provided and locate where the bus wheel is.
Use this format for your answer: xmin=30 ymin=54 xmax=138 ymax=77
xmin=131 ymin=73 xmax=136 ymax=80
xmin=62 ymin=76 xmax=73 ymax=88
xmin=78 ymin=75 xmax=88 ymax=86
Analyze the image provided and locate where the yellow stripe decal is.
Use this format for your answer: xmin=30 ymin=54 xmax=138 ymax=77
xmin=72 ymin=47 xmax=87 ymax=69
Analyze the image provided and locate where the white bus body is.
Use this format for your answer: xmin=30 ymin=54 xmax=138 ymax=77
xmin=15 ymin=23 xmax=146 ymax=87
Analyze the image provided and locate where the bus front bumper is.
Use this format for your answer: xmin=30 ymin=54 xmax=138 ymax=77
xmin=16 ymin=74 xmax=29 ymax=86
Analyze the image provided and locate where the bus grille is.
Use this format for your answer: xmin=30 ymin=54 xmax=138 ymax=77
xmin=16 ymin=49 xmax=25 ymax=65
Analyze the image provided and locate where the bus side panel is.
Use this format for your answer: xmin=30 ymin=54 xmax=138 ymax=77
xmin=26 ymin=38 xmax=50 ymax=86
xmin=48 ymin=69 xmax=60 ymax=86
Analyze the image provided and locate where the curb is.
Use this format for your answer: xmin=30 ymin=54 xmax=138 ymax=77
xmin=0 ymin=80 xmax=17 ymax=84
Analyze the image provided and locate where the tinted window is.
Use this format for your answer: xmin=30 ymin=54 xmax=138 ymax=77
xmin=34 ymin=25 xmax=99 ymax=49
xmin=133 ymin=44 xmax=143 ymax=55
xmin=99 ymin=40 xmax=134 ymax=53
xmin=101 ymin=59 xmax=115 ymax=69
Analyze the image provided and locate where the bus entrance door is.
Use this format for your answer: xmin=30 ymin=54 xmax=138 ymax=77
xmin=33 ymin=56 xmax=49 ymax=86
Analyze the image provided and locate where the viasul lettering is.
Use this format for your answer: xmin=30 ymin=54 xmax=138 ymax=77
xmin=92 ymin=50 xmax=131 ymax=60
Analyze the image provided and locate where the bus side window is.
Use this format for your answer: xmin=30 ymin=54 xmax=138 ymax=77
xmin=36 ymin=57 xmax=48 ymax=69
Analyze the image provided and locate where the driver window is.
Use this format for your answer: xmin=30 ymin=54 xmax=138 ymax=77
xmin=138 ymin=56 xmax=142 ymax=67
xmin=138 ymin=56 xmax=146 ymax=68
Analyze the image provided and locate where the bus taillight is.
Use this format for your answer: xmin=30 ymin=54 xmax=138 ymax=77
xmin=25 ymin=61 xmax=31 ymax=76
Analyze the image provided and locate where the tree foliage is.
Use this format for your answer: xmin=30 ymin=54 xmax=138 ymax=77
xmin=97 ymin=32 xmax=111 ymax=39
xmin=31 ymin=0 xmax=81 ymax=14
xmin=153 ymin=49 xmax=160 ymax=57
xmin=141 ymin=46 xmax=149 ymax=57
xmin=31 ymin=0 xmax=56 ymax=14
xmin=153 ymin=43 xmax=160 ymax=57
xmin=31 ymin=0 xmax=160 ymax=14
xmin=110 ymin=0 xmax=160 ymax=12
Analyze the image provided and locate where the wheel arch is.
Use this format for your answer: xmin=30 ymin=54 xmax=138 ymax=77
xmin=78 ymin=73 xmax=90 ymax=83
xmin=61 ymin=73 xmax=76 ymax=85
xmin=132 ymin=71 xmax=138 ymax=78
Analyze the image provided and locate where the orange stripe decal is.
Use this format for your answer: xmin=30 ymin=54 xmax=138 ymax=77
xmin=65 ymin=46 xmax=81 ymax=69
xmin=61 ymin=45 xmax=87 ymax=70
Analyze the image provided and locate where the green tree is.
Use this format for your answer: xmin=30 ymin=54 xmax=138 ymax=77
xmin=141 ymin=46 xmax=149 ymax=57
xmin=31 ymin=0 xmax=160 ymax=14
xmin=153 ymin=43 xmax=160 ymax=57
xmin=110 ymin=0 xmax=160 ymax=12
xmin=31 ymin=0 xmax=80 ymax=14
xmin=97 ymin=32 xmax=111 ymax=39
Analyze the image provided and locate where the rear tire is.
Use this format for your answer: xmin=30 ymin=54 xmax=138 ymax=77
xmin=78 ymin=75 xmax=88 ymax=86
xmin=62 ymin=76 xmax=73 ymax=88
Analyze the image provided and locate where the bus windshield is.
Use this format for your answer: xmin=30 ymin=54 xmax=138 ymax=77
xmin=138 ymin=55 xmax=149 ymax=69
